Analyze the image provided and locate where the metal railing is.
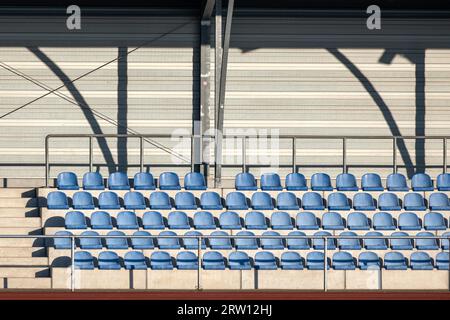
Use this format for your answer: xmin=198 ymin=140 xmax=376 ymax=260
xmin=45 ymin=134 xmax=450 ymax=187
xmin=2 ymin=234 xmax=449 ymax=291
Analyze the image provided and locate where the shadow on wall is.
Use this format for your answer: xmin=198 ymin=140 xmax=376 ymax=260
xmin=117 ymin=47 xmax=128 ymax=173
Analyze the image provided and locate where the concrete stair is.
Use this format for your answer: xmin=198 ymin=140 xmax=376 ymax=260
xmin=0 ymin=187 xmax=51 ymax=289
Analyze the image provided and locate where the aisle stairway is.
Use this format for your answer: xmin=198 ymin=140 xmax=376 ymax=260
xmin=0 ymin=188 xmax=51 ymax=289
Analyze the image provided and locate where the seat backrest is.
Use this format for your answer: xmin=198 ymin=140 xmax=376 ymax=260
xmin=286 ymin=231 xmax=309 ymax=248
xmin=281 ymin=251 xmax=302 ymax=267
xmin=235 ymin=231 xmax=257 ymax=248
xmin=124 ymin=191 xmax=146 ymax=208
xmin=105 ymin=230 xmax=128 ymax=248
xmin=82 ymin=172 xmax=104 ymax=190
xmin=159 ymin=172 xmax=181 ymax=190
xmin=79 ymin=231 xmax=101 ymax=248
xmin=306 ymin=251 xmax=326 ymax=268
xmin=142 ymin=211 xmax=164 ymax=229
xmin=436 ymin=252 xmax=450 ymax=266
xmin=260 ymin=173 xmax=282 ymax=190
xmin=373 ymin=212 xmax=395 ymax=229
xmin=193 ymin=211 xmax=215 ymax=228
xmin=437 ymin=173 xmax=450 ymax=190
xmin=363 ymin=231 xmax=387 ymax=248
xmin=296 ymin=211 xmax=319 ymax=229
xmin=133 ymin=172 xmax=155 ymax=190
xmin=424 ymin=211 xmax=446 ymax=230
xmin=235 ymin=172 xmax=257 ymax=190
xmin=182 ymin=230 xmax=205 ymax=248
xmin=270 ymin=211 xmax=292 ymax=229
xmin=176 ymin=251 xmax=198 ymax=267
xmin=390 ymin=231 xmax=413 ymax=248
xmin=72 ymin=191 xmax=94 ymax=208
xmin=228 ymin=251 xmax=251 ymax=268
xmin=149 ymin=191 xmax=171 ymax=209
xmin=338 ymin=231 xmax=360 ymax=247
xmin=336 ymin=173 xmax=358 ymax=191
xmin=47 ymin=191 xmax=69 ymax=209
xmin=175 ymin=191 xmax=197 ymax=208
xmin=131 ymin=230 xmax=154 ymax=248
xmin=322 ymin=212 xmax=344 ymax=229
xmin=208 ymin=231 xmax=232 ymax=248
xmin=124 ymin=251 xmax=147 ymax=268
xmin=429 ymin=193 xmax=450 ymax=209
xmin=200 ymin=191 xmax=223 ymax=209
xmin=276 ymin=192 xmax=299 ymax=210
xmin=57 ymin=172 xmax=78 ymax=190
xmin=353 ymin=192 xmax=375 ymax=209
xmin=411 ymin=173 xmax=433 ymax=191
xmin=202 ymin=251 xmax=225 ymax=269
xmin=157 ymin=231 xmax=180 ymax=248
xmin=219 ymin=211 xmax=242 ymax=229
xmin=65 ymin=211 xmax=87 ymax=229
xmin=398 ymin=212 xmax=421 ymax=229
xmin=108 ymin=172 xmax=130 ymax=190
xmin=74 ymin=251 xmax=94 ymax=268
xmin=332 ymin=251 xmax=355 ymax=269
xmin=260 ymin=231 xmax=283 ymax=247
xmin=410 ymin=251 xmax=432 ymax=267
xmin=226 ymin=191 xmax=248 ymax=210
xmin=361 ymin=173 xmax=383 ymax=190
xmin=403 ymin=192 xmax=425 ymax=209
xmin=302 ymin=192 xmax=324 ymax=209
xmin=311 ymin=173 xmax=332 ymax=190
xmin=312 ymin=231 xmax=335 ymax=249
xmin=150 ymin=251 xmax=173 ymax=268
xmin=251 ymin=192 xmax=273 ymax=210
xmin=98 ymin=191 xmax=120 ymax=209
xmin=358 ymin=252 xmax=380 ymax=269
xmin=415 ymin=231 xmax=438 ymax=247
xmin=90 ymin=211 xmax=112 ymax=228
xmin=54 ymin=230 xmax=73 ymax=249
xmin=378 ymin=192 xmax=400 ymax=209
xmin=384 ymin=251 xmax=407 ymax=268
xmin=184 ymin=172 xmax=206 ymax=190
xmin=285 ymin=172 xmax=307 ymax=190
xmin=168 ymin=211 xmax=189 ymax=229
xmin=387 ymin=173 xmax=408 ymax=191
xmin=245 ymin=211 xmax=267 ymax=229
xmin=254 ymin=251 xmax=277 ymax=268
xmin=116 ymin=211 xmax=138 ymax=229
xmin=327 ymin=192 xmax=349 ymax=208
xmin=347 ymin=212 xmax=369 ymax=229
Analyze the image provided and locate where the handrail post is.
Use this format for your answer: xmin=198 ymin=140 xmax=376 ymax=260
xmin=242 ymin=136 xmax=246 ymax=173
xmin=444 ymin=138 xmax=447 ymax=174
xmin=197 ymin=236 xmax=202 ymax=290
xmin=140 ymin=136 xmax=144 ymax=172
xmin=292 ymin=137 xmax=296 ymax=173
xmin=342 ymin=137 xmax=347 ymax=173
xmin=393 ymin=137 xmax=397 ymax=173
xmin=191 ymin=136 xmax=195 ymax=172
xmin=324 ymin=236 xmax=328 ymax=292
xmin=45 ymin=136 xmax=49 ymax=187
xmin=71 ymin=236 xmax=75 ymax=292
xmin=89 ymin=136 xmax=93 ymax=173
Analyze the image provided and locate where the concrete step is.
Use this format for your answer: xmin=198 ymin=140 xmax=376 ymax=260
xmin=0 ymin=198 xmax=39 ymax=208
xmin=0 ymin=267 xmax=49 ymax=278
xmin=0 ymin=238 xmax=45 ymax=248
xmin=0 ymin=208 xmax=40 ymax=218
xmin=0 ymin=218 xmax=41 ymax=228
xmin=1 ymin=277 xmax=52 ymax=289
xmin=0 ymin=227 xmax=42 ymax=235
xmin=0 ymin=247 xmax=46 ymax=258
xmin=0 ymin=257 xmax=48 ymax=266
xmin=0 ymin=188 xmax=36 ymax=198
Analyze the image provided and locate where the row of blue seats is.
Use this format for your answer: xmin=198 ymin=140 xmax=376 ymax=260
xmin=74 ymin=250 xmax=450 ymax=270
xmin=48 ymin=190 xmax=450 ymax=211
xmin=54 ymin=230 xmax=450 ymax=251
xmin=56 ymin=171 xmax=450 ymax=192
xmin=64 ymin=210 xmax=449 ymax=231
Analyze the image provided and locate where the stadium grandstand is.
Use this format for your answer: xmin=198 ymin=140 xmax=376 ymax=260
xmin=0 ymin=0 xmax=449 ymax=299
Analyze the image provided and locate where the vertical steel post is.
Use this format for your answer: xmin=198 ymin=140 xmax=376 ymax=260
xmin=393 ymin=137 xmax=397 ymax=173
xmin=197 ymin=236 xmax=202 ymax=290
xmin=342 ymin=137 xmax=347 ymax=173
xmin=444 ymin=138 xmax=447 ymax=174
xmin=89 ymin=136 xmax=93 ymax=173
xmin=140 ymin=136 xmax=144 ymax=172
xmin=292 ymin=137 xmax=296 ymax=173
xmin=214 ymin=0 xmax=222 ymax=187
xmin=191 ymin=136 xmax=195 ymax=172
xmin=71 ymin=236 xmax=75 ymax=292
xmin=45 ymin=136 xmax=49 ymax=187
xmin=324 ymin=236 xmax=328 ymax=292
xmin=242 ymin=136 xmax=246 ymax=173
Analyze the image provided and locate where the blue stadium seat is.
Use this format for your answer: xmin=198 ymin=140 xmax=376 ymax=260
xmin=72 ymin=191 xmax=95 ymax=210
xmin=235 ymin=231 xmax=258 ymax=250
xmin=202 ymin=251 xmax=226 ymax=270
xmin=403 ymin=193 xmax=426 ymax=211
xmin=347 ymin=212 xmax=370 ymax=230
xmin=387 ymin=173 xmax=408 ymax=191
xmin=142 ymin=211 xmax=165 ymax=229
xmin=437 ymin=173 xmax=450 ymax=191
xmin=260 ymin=231 xmax=284 ymax=250
xmin=436 ymin=252 xmax=450 ymax=270
xmin=57 ymin=172 xmax=79 ymax=190
xmin=415 ymin=231 xmax=439 ymax=250
xmin=74 ymin=251 xmax=94 ymax=269
xmin=47 ymin=191 xmax=69 ymax=209
xmin=149 ymin=191 xmax=172 ymax=210
xmin=235 ymin=172 xmax=257 ymax=190
xmin=124 ymin=251 xmax=147 ymax=270
xmin=245 ymin=211 xmax=267 ymax=230
xmin=168 ymin=211 xmax=190 ymax=229
xmin=194 ymin=211 xmax=216 ymax=229
xmin=133 ymin=172 xmax=155 ymax=190
xmin=281 ymin=252 xmax=303 ymax=270
xmin=108 ymin=172 xmax=130 ymax=190
xmin=183 ymin=231 xmax=206 ymax=249
xmin=286 ymin=231 xmax=310 ymax=250
xmin=208 ymin=231 xmax=232 ymax=250
xmin=228 ymin=251 xmax=251 ymax=270
xmin=364 ymin=231 xmax=388 ymax=250
xmin=358 ymin=252 xmax=381 ymax=270
xmin=251 ymin=192 xmax=274 ymax=210
xmin=254 ymin=252 xmax=277 ymax=270
xmin=276 ymin=192 xmax=299 ymax=210
xmin=296 ymin=212 xmax=319 ymax=230
xmin=361 ymin=173 xmax=384 ymax=191
xmin=373 ymin=212 xmax=396 ymax=230
xmin=226 ymin=192 xmax=248 ymax=210
xmin=131 ymin=231 xmax=154 ymax=249
xmin=175 ymin=191 xmax=197 ymax=210
xmin=176 ymin=251 xmax=198 ymax=270
xmin=336 ymin=173 xmax=358 ymax=191
xmin=311 ymin=173 xmax=333 ymax=191
xmin=338 ymin=231 xmax=361 ymax=250
xmin=441 ymin=232 xmax=450 ymax=250
xmin=429 ymin=193 xmax=450 ymax=210
xmin=410 ymin=252 xmax=433 ymax=270
xmin=384 ymin=252 xmax=407 ymax=270
xmin=270 ymin=211 xmax=293 ymax=230
xmin=105 ymin=230 xmax=128 ymax=249
xmin=302 ymin=192 xmax=324 ymax=210
xmin=353 ymin=193 xmax=376 ymax=211
xmin=79 ymin=231 xmax=102 ymax=249
xmin=424 ymin=212 xmax=447 ymax=230
xmin=53 ymin=231 xmax=72 ymax=249
xmin=327 ymin=192 xmax=350 ymax=210
xmin=65 ymin=211 xmax=87 ymax=229
xmin=398 ymin=212 xmax=421 ymax=230
xmin=157 ymin=231 xmax=180 ymax=249
xmin=82 ymin=172 xmax=104 ymax=190
xmin=116 ymin=211 xmax=139 ymax=229
xmin=411 ymin=173 xmax=433 ymax=191
xmin=184 ymin=172 xmax=206 ymax=190
xmin=390 ymin=232 xmax=413 ymax=250
xmin=378 ymin=193 xmax=401 ymax=210
xmin=159 ymin=172 xmax=181 ymax=190
xmin=98 ymin=191 xmax=120 ymax=210
xmin=312 ymin=231 xmax=336 ymax=250
xmin=150 ymin=251 xmax=173 ymax=270
xmin=219 ymin=211 xmax=242 ymax=229
xmin=306 ymin=251 xmax=328 ymax=270
xmin=124 ymin=191 xmax=146 ymax=210
xmin=260 ymin=173 xmax=282 ymax=191
xmin=98 ymin=251 xmax=121 ymax=270
xmin=332 ymin=252 xmax=355 ymax=270
xmin=322 ymin=212 xmax=344 ymax=230
xmin=285 ymin=173 xmax=307 ymax=191
xmin=90 ymin=211 xmax=112 ymax=229
xmin=200 ymin=191 xmax=223 ymax=210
